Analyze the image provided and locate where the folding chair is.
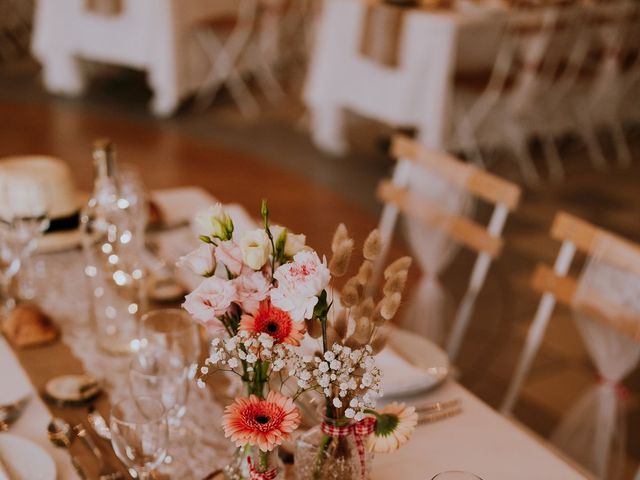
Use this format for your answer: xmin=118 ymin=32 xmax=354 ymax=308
xmin=502 ymin=211 xmax=640 ymax=414
xmin=193 ymin=0 xmax=261 ymax=117
xmin=373 ymin=135 xmax=521 ymax=360
xmin=501 ymin=211 xmax=640 ymax=479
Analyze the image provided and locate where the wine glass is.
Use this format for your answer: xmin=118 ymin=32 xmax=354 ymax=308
xmin=432 ymin=472 xmax=485 ymax=480
xmin=139 ymin=309 xmax=201 ymax=381
xmin=110 ymin=396 xmax=168 ymax=480
xmin=0 ymin=176 xmax=50 ymax=311
xmin=129 ymin=353 xmax=189 ymax=426
xmin=129 ymin=352 xmax=193 ymax=476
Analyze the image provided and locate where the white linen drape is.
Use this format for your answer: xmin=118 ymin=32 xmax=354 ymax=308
xmin=551 ymin=237 xmax=640 ymax=480
xmin=400 ymin=167 xmax=474 ymax=344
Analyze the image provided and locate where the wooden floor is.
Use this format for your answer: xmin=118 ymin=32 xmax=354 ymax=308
xmin=1 ymin=86 xmax=639 ymax=477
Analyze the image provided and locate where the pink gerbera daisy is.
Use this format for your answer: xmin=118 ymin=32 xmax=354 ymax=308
xmin=222 ymin=391 xmax=301 ymax=452
xmin=239 ymin=300 xmax=305 ymax=346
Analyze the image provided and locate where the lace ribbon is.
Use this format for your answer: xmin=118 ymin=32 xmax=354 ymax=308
xmin=247 ymin=456 xmax=278 ymax=480
xmin=321 ymin=417 xmax=376 ymax=479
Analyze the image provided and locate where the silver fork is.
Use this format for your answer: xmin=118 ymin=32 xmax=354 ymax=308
xmin=73 ymin=423 xmax=123 ymax=480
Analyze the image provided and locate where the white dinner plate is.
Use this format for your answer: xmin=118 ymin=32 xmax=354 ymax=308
xmin=378 ymin=327 xmax=450 ymax=399
xmin=0 ymin=434 xmax=56 ymax=480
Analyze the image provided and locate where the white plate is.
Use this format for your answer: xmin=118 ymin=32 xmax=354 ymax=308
xmin=378 ymin=327 xmax=450 ymax=398
xmin=0 ymin=434 xmax=56 ymax=480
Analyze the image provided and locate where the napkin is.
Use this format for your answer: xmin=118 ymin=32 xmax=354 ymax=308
xmin=377 ymin=346 xmax=441 ymax=397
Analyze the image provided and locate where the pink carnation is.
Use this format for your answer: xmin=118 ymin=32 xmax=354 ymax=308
xmin=182 ymin=276 xmax=236 ymax=330
xmin=271 ymin=250 xmax=330 ymax=321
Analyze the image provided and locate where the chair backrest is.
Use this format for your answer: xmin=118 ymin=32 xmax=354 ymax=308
xmin=502 ymin=211 xmax=640 ymax=414
xmin=531 ymin=212 xmax=640 ymax=341
xmin=374 ymin=135 xmax=521 ymax=357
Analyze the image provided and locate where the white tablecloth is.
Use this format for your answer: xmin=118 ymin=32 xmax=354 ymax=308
xmin=0 ymin=336 xmax=80 ymax=480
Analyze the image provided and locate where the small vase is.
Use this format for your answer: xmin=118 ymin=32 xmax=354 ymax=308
xmin=224 ymin=445 xmax=284 ymax=480
xmin=294 ymin=417 xmax=373 ymax=480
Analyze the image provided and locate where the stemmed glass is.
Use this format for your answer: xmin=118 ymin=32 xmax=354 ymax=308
xmin=110 ymin=396 xmax=168 ymax=480
xmin=129 ymin=353 xmax=189 ymax=427
xmin=432 ymin=472 xmax=485 ymax=480
xmin=0 ymin=176 xmax=50 ymax=312
xmin=129 ymin=352 xmax=191 ymax=476
xmin=139 ymin=309 xmax=201 ymax=383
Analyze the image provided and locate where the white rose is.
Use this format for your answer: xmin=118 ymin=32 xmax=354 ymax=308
xmin=176 ymin=243 xmax=216 ymax=276
xmin=193 ymin=203 xmax=233 ymax=241
xmin=271 ymin=225 xmax=307 ymax=257
xmin=240 ymin=229 xmax=271 ymax=270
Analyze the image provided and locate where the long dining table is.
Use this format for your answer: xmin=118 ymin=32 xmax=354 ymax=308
xmin=0 ymin=100 xmax=595 ymax=479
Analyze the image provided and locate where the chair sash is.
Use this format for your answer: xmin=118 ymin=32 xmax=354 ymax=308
xmin=400 ymin=165 xmax=474 ymax=343
xmin=551 ymin=236 xmax=640 ymax=480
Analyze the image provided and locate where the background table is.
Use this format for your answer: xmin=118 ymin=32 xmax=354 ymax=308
xmin=303 ymin=0 xmax=509 ymax=154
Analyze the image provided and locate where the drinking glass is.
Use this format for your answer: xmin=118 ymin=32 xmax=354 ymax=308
xmin=110 ymin=396 xmax=168 ymax=480
xmin=0 ymin=176 xmax=50 ymax=311
xmin=139 ymin=309 xmax=201 ymax=381
xmin=129 ymin=353 xmax=189 ymax=425
xmin=432 ymin=472 xmax=485 ymax=480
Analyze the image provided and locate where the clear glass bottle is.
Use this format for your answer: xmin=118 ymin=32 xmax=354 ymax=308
xmin=294 ymin=416 xmax=373 ymax=480
xmin=81 ymin=139 xmax=146 ymax=355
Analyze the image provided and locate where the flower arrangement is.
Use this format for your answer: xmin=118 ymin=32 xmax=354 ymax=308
xmin=179 ymin=201 xmax=417 ymax=480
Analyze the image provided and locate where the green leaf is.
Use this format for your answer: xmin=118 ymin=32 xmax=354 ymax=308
xmin=313 ymin=289 xmax=329 ymax=318
xmin=199 ymin=235 xmax=213 ymax=244
xmin=374 ymin=413 xmax=399 ymax=437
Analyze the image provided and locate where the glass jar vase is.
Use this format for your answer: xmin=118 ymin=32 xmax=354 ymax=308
xmin=224 ymin=445 xmax=284 ymax=480
xmin=294 ymin=417 xmax=373 ymax=480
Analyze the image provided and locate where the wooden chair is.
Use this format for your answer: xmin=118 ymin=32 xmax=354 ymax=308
xmin=374 ymin=135 xmax=521 ymax=360
xmin=501 ymin=211 xmax=640 ymax=414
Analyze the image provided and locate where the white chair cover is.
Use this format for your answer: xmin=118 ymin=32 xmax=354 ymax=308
xmin=400 ymin=167 xmax=474 ymax=344
xmin=551 ymin=237 xmax=640 ymax=480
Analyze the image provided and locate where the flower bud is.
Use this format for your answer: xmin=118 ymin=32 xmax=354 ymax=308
xmin=194 ymin=203 xmax=234 ymax=241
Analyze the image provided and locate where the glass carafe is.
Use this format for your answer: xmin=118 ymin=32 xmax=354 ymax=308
xmin=81 ymin=139 xmax=146 ymax=354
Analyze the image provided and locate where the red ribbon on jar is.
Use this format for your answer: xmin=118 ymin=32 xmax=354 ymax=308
xmin=247 ymin=456 xmax=279 ymax=480
xmin=321 ymin=417 xmax=376 ymax=479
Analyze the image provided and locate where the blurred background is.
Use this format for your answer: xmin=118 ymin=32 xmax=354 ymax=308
xmin=0 ymin=0 xmax=638 ymax=478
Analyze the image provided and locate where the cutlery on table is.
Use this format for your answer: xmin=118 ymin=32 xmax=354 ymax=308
xmin=48 ymin=417 xmax=123 ymax=480
xmin=412 ymin=398 xmax=463 ymax=425
xmin=0 ymin=394 xmax=30 ymax=431
xmin=87 ymin=406 xmax=111 ymax=441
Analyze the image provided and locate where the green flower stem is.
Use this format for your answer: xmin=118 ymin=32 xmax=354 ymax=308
xmin=259 ymin=449 xmax=270 ymax=473
xmin=313 ymin=434 xmax=332 ymax=480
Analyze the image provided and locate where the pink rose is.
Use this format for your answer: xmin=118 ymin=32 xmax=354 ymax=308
xmin=215 ymin=240 xmax=244 ymax=276
xmin=182 ymin=276 xmax=237 ymax=330
xmin=176 ymin=243 xmax=216 ymax=276
xmin=233 ymin=271 xmax=270 ymax=315
xmin=271 ymin=251 xmax=331 ymax=321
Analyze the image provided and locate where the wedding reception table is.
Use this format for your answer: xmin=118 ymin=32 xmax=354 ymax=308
xmin=32 ymin=0 xmax=238 ymax=116
xmin=0 ymin=188 xmax=594 ymax=480
xmin=303 ymin=0 xmax=510 ymax=154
